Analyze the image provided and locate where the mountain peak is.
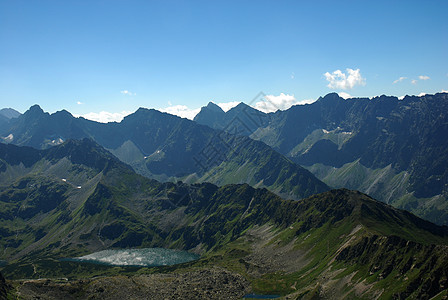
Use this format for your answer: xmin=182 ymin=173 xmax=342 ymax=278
xmin=206 ymin=102 xmax=225 ymax=113
xmin=229 ymin=102 xmax=250 ymax=111
xmin=29 ymin=104 xmax=44 ymax=113
xmin=53 ymin=109 xmax=73 ymax=118
xmin=126 ymin=107 xmax=182 ymax=123
xmin=136 ymin=107 xmax=150 ymax=113
xmin=318 ymin=93 xmax=343 ymax=103
xmin=193 ymin=102 xmax=225 ymax=123
xmin=45 ymin=138 xmax=131 ymax=173
xmin=0 ymin=108 xmax=21 ymax=119
xmin=228 ymin=102 xmax=266 ymax=116
xmin=23 ymin=105 xmax=47 ymax=119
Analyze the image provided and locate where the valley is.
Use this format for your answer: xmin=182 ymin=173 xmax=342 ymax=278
xmin=1 ymin=138 xmax=448 ymax=298
xmin=0 ymin=94 xmax=448 ymax=299
xmin=2 ymin=1 xmax=448 ymax=298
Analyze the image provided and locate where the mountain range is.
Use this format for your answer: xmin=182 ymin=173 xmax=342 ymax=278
xmin=195 ymin=92 xmax=448 ymax=225
xmin=2 ymin=93 xmax=448 ymax=298
xmin=1 ymin=139 xmax=448 ymax=299
xmin=0 ymin=104 xmax=328 ymax=200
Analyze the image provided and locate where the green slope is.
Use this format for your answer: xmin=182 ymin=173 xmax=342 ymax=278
xmin=188 ymin=93 xmax=448 ymax=226
xmin=1 ymin=141 xmax=448 ymax=299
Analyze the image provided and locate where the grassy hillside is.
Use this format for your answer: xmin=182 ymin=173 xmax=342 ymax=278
xmin=1 ymin=141 xmax=448 ymax=299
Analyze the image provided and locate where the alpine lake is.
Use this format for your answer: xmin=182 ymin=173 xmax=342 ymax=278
xmin=63 ymin=248 xmax=200 ymax=267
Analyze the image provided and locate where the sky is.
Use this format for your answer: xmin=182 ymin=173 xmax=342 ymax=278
xmin=1 ymin=0 xmax=447 ymax=122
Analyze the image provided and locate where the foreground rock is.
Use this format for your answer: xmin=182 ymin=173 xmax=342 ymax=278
xmin=0 ymin=272 xmax=9 ymax=300
xmin=13 ymin=268 xmax=250 ymax=300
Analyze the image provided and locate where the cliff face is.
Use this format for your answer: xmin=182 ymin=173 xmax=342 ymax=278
xmin=0 ymin=272 xmax=9 ymax=300
xmin=193 ymin=93 xmax=448 ymax=225
xmin=336 ymin=235 xmax=448 ymax=298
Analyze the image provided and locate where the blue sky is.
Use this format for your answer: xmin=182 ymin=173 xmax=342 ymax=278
xmin=1 ymin=0 xmax=447 ymax=121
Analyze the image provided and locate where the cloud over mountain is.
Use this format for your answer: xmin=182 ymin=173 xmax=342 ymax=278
xmin=324 ymin=68 xmax=366 ymax=90
xmin=253 ymin=93 xmax=315 ymax=113
xmin=159 ymin=105 xmax=201 ymax=120
xmin=79 ymin=111 xmax=132 ymax=123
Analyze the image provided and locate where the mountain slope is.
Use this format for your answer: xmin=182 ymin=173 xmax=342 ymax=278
xmin=1 ymin=141 xmax=448 ymax=299
xmin=257 ymin=92 xmax=448 ymax=225
xmin=193 ymin=93 xmax=448 ymax=225
xmin=0 ymin=105 xmax=328 ymax=200
xmin=193 ymin=102 xmax=226 ymax=129
xmin=0 ymin=139 xmax=324 ymax=261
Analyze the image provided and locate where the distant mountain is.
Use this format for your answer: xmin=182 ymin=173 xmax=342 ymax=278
xmin=0 ymin=108 xmax=21 ymax=120
xmin=0 ymin=105 xmax=328 ymax=200
xmin=194 ymin=101 xmax=269 ymax=136
xmin=194 ymin=93 xmax=448 ymax=225
xmin=1 ymin=141 xmax=448 ymax=299
xmin=193 ymin=102 xmax=226 ymax=129
xmin=0 ymin=108 xmax=21 ymax=134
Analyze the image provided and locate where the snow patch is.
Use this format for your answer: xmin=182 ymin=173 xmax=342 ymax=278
xmin=4 ymin=134 xmax=13 ymax=142
xmin=51 ymin=138 xmax=64 ymax=145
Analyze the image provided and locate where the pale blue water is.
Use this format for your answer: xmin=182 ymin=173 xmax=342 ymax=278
xmin=64 ymin=248 xmax=199 ymax=267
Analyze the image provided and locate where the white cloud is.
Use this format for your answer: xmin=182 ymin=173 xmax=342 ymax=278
xmin=338 ymin=92 xmax=352 ymax=99
xmin=411 ymin=79 xmax=418 ymax=85
xmin=252 ymin=93 xmax=315 ymax=113
xmin=418 ymin=75 xmax=430 ymax=80
xmin=442 ymin=90 xmax=448 ymax=93
xmin=121 ymin=90 xmax=136 ymax=96
xmin=417 ymin=92 xmax=427 ymax=97
xmin=290 ymin=72 xmax=295 ymax=80
xmin=76 ymin=101 xmax=83 ymax=105
xmin=79 ymin=111 xmax=132 ymax=123
xmin=217 ymin=101 xmax=240 ymax=112
xmin=159 ymin=105 xmax=201 ymax=120
xmin=393 ymin=77 xmax=407 ymax=84
xmin=324 ymin=68 xmax=366 ymax=90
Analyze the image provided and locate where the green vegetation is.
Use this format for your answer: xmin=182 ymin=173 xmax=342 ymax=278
xmin=191 ymin=93 xmax=448 ymax=226
xmin=1 ymin=140 xmax=448 ymax=299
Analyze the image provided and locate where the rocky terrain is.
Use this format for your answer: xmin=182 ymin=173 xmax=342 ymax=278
xmin=0 ymin=272 xmax=9 ymax=300
xmin=195 ymin=93 xmax=448 ymax=225
xmin=1 ymin=137 xmax=448 ymax=299
xmin=12 ymin=268 xmax=249 ymax=300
